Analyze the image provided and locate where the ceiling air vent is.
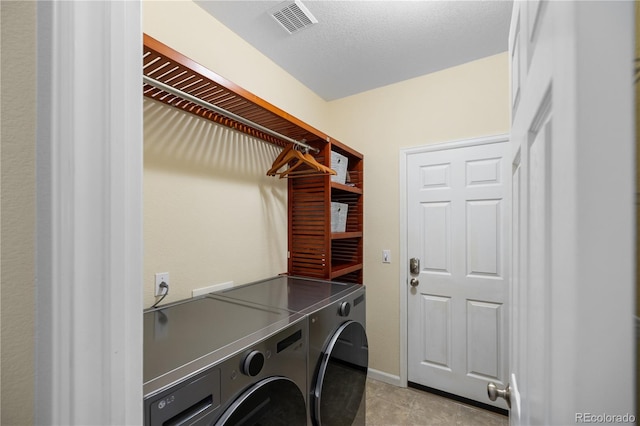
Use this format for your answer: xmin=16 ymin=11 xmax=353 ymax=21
xmin=270 ymin=0 xmax=318 ymax=35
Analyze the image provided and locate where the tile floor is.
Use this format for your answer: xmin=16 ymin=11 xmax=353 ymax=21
xmin=366 ymin=378 xmax=509 ymax=426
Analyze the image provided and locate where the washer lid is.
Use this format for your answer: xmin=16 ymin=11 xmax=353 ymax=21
xmin=215 ymin=275 xmax=360 ymax=314
xmin=144 ymin=296 xmax=301 ymax=389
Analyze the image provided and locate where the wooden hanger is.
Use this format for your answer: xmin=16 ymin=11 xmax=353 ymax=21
xmin=278 ymin=150 xmax=336 ymax=178
xmin=266 ymin=144 xmax=295 ymax=176
xmin=279 ymin=151 xmax=335 ymax=178
xmin=267 ymin=145 xmax=336 ymax=178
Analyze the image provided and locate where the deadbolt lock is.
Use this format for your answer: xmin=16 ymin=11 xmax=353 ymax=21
xmin=410 ymin=258 xmax=420 ymax=275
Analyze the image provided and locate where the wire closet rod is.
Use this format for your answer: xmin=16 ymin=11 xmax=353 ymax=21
xmin=143 ymin=75 xmax=319 ymax=153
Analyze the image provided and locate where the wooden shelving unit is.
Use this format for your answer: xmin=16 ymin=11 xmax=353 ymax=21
xmin=142 ymin=34 xmax=363 ymax=284
xmin=329 ymin=141 xmax=364 ymax=283
xmin=288 ymin=140 xmax=364 ymax=284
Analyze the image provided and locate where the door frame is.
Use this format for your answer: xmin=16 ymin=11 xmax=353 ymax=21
xmin=399 ymin=133 xmax=510 ymax=388
xmin=35 ymin=1 xmax=143 ymax=423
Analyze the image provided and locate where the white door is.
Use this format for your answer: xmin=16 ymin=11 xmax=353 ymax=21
xmin=407 ymin=137 xmax=511 ymax=409
xmin=506 ymin=1 xmax=634 ymax=424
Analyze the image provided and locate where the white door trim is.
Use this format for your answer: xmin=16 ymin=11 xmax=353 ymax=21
xmin=399 ymin=133 xmax=509 ymax=387
xmin=35 ymin=1 xmax=143 ymax=424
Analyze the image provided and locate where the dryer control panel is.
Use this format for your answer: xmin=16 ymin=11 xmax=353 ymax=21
xmin=147 ymin=368 xmax=221 ymax=426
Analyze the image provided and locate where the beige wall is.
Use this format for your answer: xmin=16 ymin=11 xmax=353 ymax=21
xmin=326 ymin=53 xmax=510 ymax=375
xmin=143 ymin=1 xmax=510 ymax=376
xmin=142 ymin=0 xmax=334 ymax=307
xmin=1 ymin=1 xmax=37 ymax=424
xmin=143 ymin=99 xmax=290 ymax=305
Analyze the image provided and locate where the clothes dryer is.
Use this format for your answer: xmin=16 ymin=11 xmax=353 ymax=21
xmin=143 ymin=295 xmax=308 ymax=426
xmin=215 ymin=276 xmax=368 ymax=426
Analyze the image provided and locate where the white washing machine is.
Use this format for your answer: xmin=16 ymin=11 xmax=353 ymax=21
xmin=215 ymin=276 xmax=368 ymax=426
xmin=143 ymin=295 xmax=308 ymax=425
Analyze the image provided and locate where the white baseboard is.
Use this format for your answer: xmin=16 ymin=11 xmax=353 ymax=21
xmin=367 ymin=368 xmax=403 ymax=387
xmin=192 ymin=281 xmax=234 ymax=297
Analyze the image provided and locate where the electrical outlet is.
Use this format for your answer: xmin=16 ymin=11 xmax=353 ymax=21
xmin=155 ymin=272 xmax=169 ymax=296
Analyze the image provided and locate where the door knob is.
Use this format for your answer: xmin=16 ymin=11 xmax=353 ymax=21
xmin=487 ymin=382 xmax=511 ymax=408
xmin=410 ymin=278 xmax=419 ymax=287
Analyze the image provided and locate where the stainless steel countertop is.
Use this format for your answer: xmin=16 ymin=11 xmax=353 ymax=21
xmin=212 ymin=275 xmax=361 ymax=315
xmin=143 ymin=295 xmax=304 ymax=397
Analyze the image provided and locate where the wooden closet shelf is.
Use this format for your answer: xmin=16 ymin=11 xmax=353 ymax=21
xmin=143 ymin=34 xmax=327 ymax=149
xmin=332 ymin=232 xmax=363 ymax=240
xmin=331 ymin=182 xmax=363 ymax=194
xmin=330 ymin=263 xmax=363 ymax=279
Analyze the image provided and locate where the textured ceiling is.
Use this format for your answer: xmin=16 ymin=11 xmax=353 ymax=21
xmin=195 ymin=1 xmax=513 ymax=101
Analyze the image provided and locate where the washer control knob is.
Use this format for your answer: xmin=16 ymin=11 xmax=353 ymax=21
xmin=338 ymin=301 xmax=351 ymax=317
xmin=241 ymin=350 xmax=264 ymax=377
